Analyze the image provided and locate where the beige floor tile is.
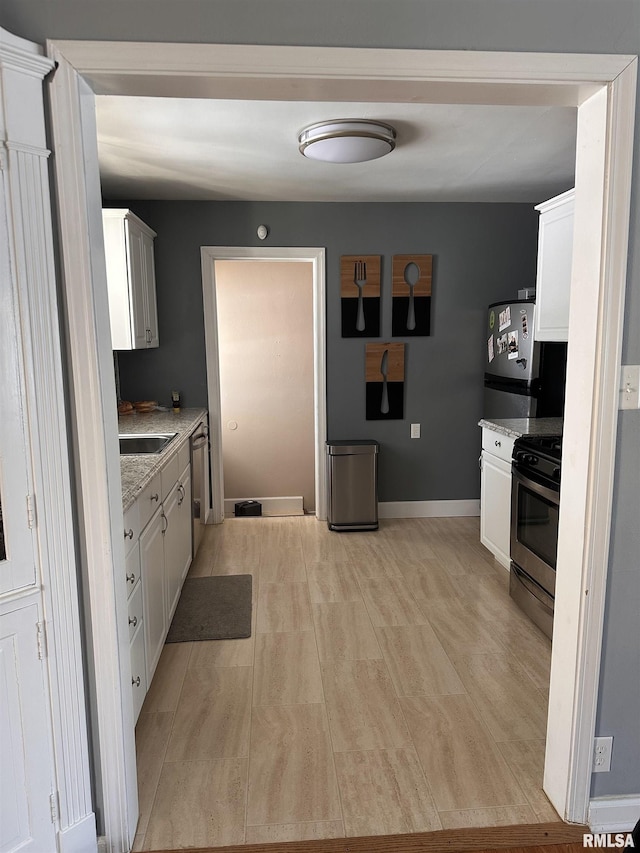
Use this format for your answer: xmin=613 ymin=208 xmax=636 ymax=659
xmin=321 ymin=659 xmax=412 ymax=751
xmin=359 ymin=577 xmax=428 ymax=627
xmin=131 ymin=831 xmax=146 ymax=851
xmin=312 ymin=601 xmax=382 ymax=661
xmin=376 ymin=624 xmax=466 ymax=697
xmin=348 ymin=541 xmax=406 ymax=580
xmin=334 ymin=748 xmax=442 ymax=837
xmin=397 ymin=558 xmax=460 ymax=601
xmin=253 ymin=631 xmax=323 ymax=706
xmin=260 ymin=517 xmax=303 ymax=550
xmin=135 ymin=712 xmax=173 ymax=836
xmin=420 ymin=597 xmax=504 ymax=657
xmin=165 ymin=666 xmax=252 ymax=761
xmin=480 ymin=604 xmax=552 ymax=689
xmin=401 ymin=694 xmax=527 ymax=811
xmin=259 ymin=546 xmax=306 ymax=584
xmin=187 ymin=525 xmax=222 ymax=578
xmin=257 ymin=582 xmax=313 ymax=633
xmin=451 ymin=653 xmax=547 ymax=742
xmin=497 ymin=739 xmax=562 ymax=822
xmin=245 ymin=821 xmax=345 ymax=844
xmin=141 ymin=642 xmax=192 ymax=714
xmin=142 ymin=758 xmax=246 ymax=849
xmin=214 ymin=531 xmax=262 ymax=573
xmin=306 ymin=561 xmax=363 ymax=603
xmin=438 ymin=804 xmax=538 ymax=829
xmin=539 ymin=687 xmax=550 ymax=701
xmin=188 ymin=635 xmax=255 ymax=668
xmin=247 ymin=704 xmax=341 ymax=826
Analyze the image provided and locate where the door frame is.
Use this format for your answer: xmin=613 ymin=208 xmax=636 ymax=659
xmin=201 ymin=247 xmax=327 ymax=523
xmin=43 ymin=39 xmax=636 ymax=843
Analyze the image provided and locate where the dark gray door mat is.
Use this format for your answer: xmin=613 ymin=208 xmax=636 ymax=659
xmin=165 ymin=575 xmax=252 ymax=643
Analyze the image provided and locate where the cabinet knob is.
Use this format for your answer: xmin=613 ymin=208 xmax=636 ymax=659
xmin=495 ymin=440 xmax=501 ymax=447
xmin=126 ymin=573 xmax=136 ymax=584
xmin=150 ymin=492 xmax=159 ymax=502
xmin=128 ymin=615 xmax=138 ymax=627
xmin=132 ymin=676 xmax=141 ymax=687
xmin=124 ymin=528 xmax=134 ymax=540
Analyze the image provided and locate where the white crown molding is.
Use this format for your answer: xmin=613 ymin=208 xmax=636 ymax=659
xmin=4 ymin=140 xmax=50 ymax=158
xmin=0 ymin=33 xmax=54 ymax=78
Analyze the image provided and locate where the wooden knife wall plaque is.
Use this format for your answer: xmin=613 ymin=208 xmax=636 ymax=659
xmin=365 ymin=342 xmax=405 ymax=420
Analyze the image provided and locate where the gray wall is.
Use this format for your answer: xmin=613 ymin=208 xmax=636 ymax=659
xmin=115 ymin=201 xmax=539 ymax=503
xmin=3 ymin=0 xmax=638 ymax=800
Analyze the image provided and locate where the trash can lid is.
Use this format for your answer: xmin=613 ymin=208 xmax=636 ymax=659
xmin=326 ymin=440 xmax=379 ymax=455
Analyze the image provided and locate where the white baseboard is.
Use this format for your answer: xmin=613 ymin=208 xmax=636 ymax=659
xmin=588 ymin=795 xmax=640 ymax=831
xmin=378 ymin=499 xmax=480 ymax=519
xmin=57 ymin=813 xmax=98 ymax=853
xmin=224 ymin=496 xmax=304 ymax=517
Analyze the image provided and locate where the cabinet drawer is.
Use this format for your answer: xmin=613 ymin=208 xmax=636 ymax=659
xmin=123 ymin=501 xmax=140 ymax=554
xmin=124 ymin=540 xmax=141 ymax=598
xmin=139 ymin=472 xmax=162 ymax=530
xmin=162 ymin=450 xmax=180 ymax=501
xmin=482 ymin=428 xmax=515 ymax=463
xmin=127 ymin=579 xmax=143 ymax=642
xmin=130 ymin=621 xmax=147 ymax=723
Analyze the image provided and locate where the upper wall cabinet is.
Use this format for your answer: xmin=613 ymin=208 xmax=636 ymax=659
xmin=103 ymin=209 xmax=159 ymax=350
xmin=533 ymin=188 xmax=575 ymax=342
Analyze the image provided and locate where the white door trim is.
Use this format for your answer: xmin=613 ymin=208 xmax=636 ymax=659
xmin=201 ymin=247 xmax=327 ymax=522
xmin=43 ymin=39 xmax=637 ymax=837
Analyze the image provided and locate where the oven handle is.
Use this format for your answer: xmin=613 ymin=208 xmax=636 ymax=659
xmin=512 ymin=465 xmax=560 ymax=505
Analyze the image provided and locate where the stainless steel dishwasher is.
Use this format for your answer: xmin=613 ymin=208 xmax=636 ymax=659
xmin=190 ymin=418 xmax=210 ymax=557
xmin=326 ymin=440 xmax=379 ymax=531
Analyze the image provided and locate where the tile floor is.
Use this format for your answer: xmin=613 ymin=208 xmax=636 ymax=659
xmin=132 ymin=515 xmax=557 ymax=851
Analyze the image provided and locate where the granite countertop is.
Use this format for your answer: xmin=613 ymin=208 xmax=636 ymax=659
xmin=478 ymin=417 xmax=563 ymax=439
xmin=119 ymin=407 xmax=207 ymax=510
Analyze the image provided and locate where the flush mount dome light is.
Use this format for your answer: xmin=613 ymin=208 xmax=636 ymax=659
xmin=298 ymin=119 xmax=396 ymax=163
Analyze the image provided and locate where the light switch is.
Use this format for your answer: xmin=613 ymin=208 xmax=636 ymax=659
xmin=619 ymin=365 xmax=640 ymax=410
xmin=410 ymin=423 xmax=421 ymax=439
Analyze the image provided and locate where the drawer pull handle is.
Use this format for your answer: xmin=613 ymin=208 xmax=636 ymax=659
xmin=495 ymin=440 xmax=501 ymax=447
xmin=124 ymin=528 xmax=134 ymax=540
xmin=161 ymin=513 xmax=168 ymax=533
xmin=132 ymin=676 xmax=141 ymax=687
xmin=126 ymin=573 xmax=136 ymax=584
xmin=150 ymin=492 xmax=159 ymax=502
xmin=129 ymin=615 xmax=138 ymax=627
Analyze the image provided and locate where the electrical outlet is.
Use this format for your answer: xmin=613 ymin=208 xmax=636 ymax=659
xmin=410 ymin=423 xmax=421 ymax=439
xmin=592 ymin=736 xmax=613 ymax=772
xmin=619 ymin=365 xmax=640 ymax=409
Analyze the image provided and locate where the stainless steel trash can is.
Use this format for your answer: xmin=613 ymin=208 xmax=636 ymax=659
xmin=326 ymin=440 xmax=379 ymax=531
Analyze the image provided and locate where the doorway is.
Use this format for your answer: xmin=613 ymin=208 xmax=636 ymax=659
xmin=201 ymin=247 xmax=327 ymax=524
xmin=43 ymin=41 xmax=636 ymax=847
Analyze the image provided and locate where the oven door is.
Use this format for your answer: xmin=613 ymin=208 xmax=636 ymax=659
xmin=510 ymin=467 xmax=559 ymax=595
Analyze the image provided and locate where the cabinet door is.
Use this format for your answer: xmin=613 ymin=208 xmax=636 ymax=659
xmin=164 ymin=466 xmax=192 ymax=623
xmin=480 ymin=451 xmax=512 ymax=569
xmin=129 ymin=621 xmax=147 ymax=723
xmin=141 ymin=231 xmax=159 ymax=348
xmin=139 ymin=508 xmax=166 ymax=683
xmin=534 ymin=192 xmax=574 ymax=342
xmin=126 ymin=220 xmax=149 ymax=349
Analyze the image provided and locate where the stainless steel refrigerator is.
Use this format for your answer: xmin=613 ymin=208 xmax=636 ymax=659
xmin=484 ymin=300 xmax=567 ymax=419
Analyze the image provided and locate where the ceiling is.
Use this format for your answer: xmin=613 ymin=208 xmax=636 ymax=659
xmin=95 ymin=97 xmax=577 ymax=203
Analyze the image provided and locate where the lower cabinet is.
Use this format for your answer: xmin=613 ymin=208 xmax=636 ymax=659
xmin=130 ymin=445 xmax=193 ymax=706
xmin=480 ymin=427 xmax=515 ymax=570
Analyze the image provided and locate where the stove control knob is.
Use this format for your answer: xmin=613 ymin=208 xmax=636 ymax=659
xmin=552 ymin=467 xmax=561 ymax=480
xmin=524 ymin=454 xmax=538 ymax=465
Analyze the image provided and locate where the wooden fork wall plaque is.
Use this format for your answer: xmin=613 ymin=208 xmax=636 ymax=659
xmin=340 ymin=255 xmax=381 ymax=337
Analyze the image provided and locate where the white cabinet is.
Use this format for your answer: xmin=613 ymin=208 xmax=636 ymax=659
xmin=480 ymin=427 xmax=515 ymax=569
xmin=534 ymin=188 xmax=574 ymax=342
xmin=102 ymin=209 xmax=159 ymax=350
xmin=165 ymin=465 xmax=193 ymax=623
xmin=139 ymin=507 xmax=167 ymax=684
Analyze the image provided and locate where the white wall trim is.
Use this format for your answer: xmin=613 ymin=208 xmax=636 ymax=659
xmin=544 ymin=59 xmax=638 ymax=823
xmin=588 ymin=796 xmax=640 ymax=833
xmin=224 ymin=496 xmax=304 ymax=517
xmin=44 ymin=39 xmax=638 ymax=839
xmin=379 ymin=500 xmax=480 ymax=519
xmin=46 ymin=47 xmax=138 ymax=852
xmin=201 ymin=247 xmax=327 ymax=523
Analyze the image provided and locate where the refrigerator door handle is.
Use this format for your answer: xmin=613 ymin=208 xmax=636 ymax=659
xmin=515 ymin=357 xmax=528 ymax=369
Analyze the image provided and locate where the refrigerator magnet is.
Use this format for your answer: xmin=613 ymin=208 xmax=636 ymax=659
xmin=507 ymin=330 xmax=519 ymax=359
xmin=488 ymin=335 xmax=495 ymax=363
xmin=498 ymin=305 xmax=511 ymax=331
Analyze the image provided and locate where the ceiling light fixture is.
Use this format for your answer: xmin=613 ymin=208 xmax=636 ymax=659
xmin=298 ymin=119 xmax=396 ymax=164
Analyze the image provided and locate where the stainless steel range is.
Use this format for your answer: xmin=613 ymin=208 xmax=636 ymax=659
xmin=510 ymin=434 xmax=562 ymax=639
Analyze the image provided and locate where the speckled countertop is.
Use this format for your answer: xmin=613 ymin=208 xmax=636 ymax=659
xmin=119 ymin=408 xmax=207 ymax=510
xmin=478 ymin=417 xmax=563 ymax=439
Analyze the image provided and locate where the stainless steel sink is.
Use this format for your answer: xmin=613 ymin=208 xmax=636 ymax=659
xmin=119 ymin=433 xmax=177 ymax=454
